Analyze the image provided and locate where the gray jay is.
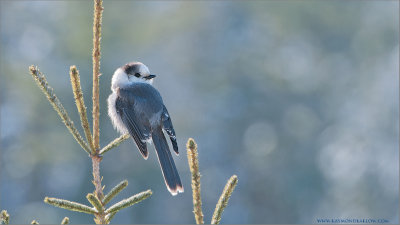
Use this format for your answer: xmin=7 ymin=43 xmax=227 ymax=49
xmin=107 ymin=62 xmax=183 ymax=195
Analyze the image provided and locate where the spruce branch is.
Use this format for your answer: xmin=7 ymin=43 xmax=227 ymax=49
xmin=187 ymin=138 xmax=204 ymax=224
xmin=105 ymin=212 xmax=117 ymax=223
xmin=28 ymin=66 xmax=92 ymax=155
xmin=105 ymin=190 xmax=152 ymax=214
xmin=91 ymin=155 xmax=104 ymax=203
xmin=28 ymin=0 xmax=153 ymax=223
xmin=61 ymin=217 xmax=69 ymax=224
xmin=103 ymin=180 xmax=129 ymax=205
xmin=99 ymin=134 xmax=130 ymax=155
xmin=70 ymin=65 xmax=96 ymax=153
xmin=87 ymin=193 xmax=104 ymax=213
xmin=0 ymin=210 xmax=9 ymax=225
xmin=90 ymin=2 xmax=105 ymax=222
xmin=211 ymin=175 xmax=238 ymax=224
xmin=92 ymin=0 xmax=103 ymax=151
xmin=44 ymin=197 xmax=97 ymax=214
xmin=31 ymin=220 xmax=39 ymax=224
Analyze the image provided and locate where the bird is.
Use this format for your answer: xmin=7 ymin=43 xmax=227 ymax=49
xmin=107 ymin=62 xmax=183 ymax=195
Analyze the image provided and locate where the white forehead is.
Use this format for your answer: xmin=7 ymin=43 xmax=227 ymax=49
xmin=138 ymin=63 xmax=150 ymax=75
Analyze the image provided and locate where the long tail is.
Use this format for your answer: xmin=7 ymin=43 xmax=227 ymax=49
xmin=152 ymin=128 xmax=184 ymax=195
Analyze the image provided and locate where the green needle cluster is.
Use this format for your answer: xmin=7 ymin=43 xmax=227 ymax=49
xmin=44 ymin=180 xmax=152 ymax=224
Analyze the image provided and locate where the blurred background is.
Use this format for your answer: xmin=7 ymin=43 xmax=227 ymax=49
xmin=0 ymin=0 xmax=399 ymax=224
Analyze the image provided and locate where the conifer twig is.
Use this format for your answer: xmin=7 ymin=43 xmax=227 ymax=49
xmin=92 ymin=0 xmax=103 ymax=151
xmin=28 ymin=66 xmax=91 ymax=155
xmin=87 ymin=193 xmax=104 ymax=213
xmin=0 ymin=210 xmax=9 ymax=225
xmin=90 ymin=1 xmax=105 ymax=223
xmin=187 ymin=138 xmax=204 ymax=224
xmin=211 ymin=175 xmax=238 ymax=224
xmin=27 ymin=0 xmax=153 ymax=223
xmin=105 ymin=190 xmax=152 ymax=214
xmin=91 ymin=155 xmax=104 ymax=203
xmin=99 ymin=134 xmax=130 ymax=155
xmin=70 ymin=65 xmax=96 ymax=153
xmin=44 ymin=197 xmax=97 ymax=214
xmin=103 ymin=180 xmax=129 ymax=205
xmin=105 ymin=212 xmax=117 ymax=223
xmin=61 ymin=217 xmax=69 ymax=224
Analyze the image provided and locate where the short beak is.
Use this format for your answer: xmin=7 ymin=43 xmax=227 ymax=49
xmin=144 ymin=74 xmax=156 ymax=80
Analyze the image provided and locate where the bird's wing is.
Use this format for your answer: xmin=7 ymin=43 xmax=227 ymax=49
xmin=116 ymin=89 xmax=149 ymax=159
xmin=162 ymin=106 xmax=179 ymax=155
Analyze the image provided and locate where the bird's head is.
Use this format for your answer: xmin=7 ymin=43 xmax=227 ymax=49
xmin=111 ymin=62 xmax=156 ymax=91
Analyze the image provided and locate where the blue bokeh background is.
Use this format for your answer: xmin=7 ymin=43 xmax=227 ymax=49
xmin=1 ymin=1 xmax=399 ymax=224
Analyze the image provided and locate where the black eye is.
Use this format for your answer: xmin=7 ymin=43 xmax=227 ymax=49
xmin=134 ymin=73 xmax=141 ymax=78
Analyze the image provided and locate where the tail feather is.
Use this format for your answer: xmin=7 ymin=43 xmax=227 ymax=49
xmin=152 ymin=128 xmax=183 ymax=195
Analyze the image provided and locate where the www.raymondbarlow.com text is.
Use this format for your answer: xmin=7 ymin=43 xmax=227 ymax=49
xmin=316 ymin=218 xmax=389 ymax=223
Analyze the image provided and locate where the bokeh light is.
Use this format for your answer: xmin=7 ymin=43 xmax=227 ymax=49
xmin=1 ymin=1 xmax=398 ymax=223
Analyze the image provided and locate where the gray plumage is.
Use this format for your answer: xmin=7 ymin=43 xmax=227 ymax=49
xmin=107 ymin=62 xmax=183 ymax=195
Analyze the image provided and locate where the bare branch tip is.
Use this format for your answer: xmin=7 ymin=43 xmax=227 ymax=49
xmin=69 ymin=65 xmax=78 ymax=74
xmin=211 ymin=175 xmax=239 ymax=224
xmin=61 ymin=217 xmax=69 ymax=225
xmin=29 ymin=65 xmax=37 ymax=74
xmin=187 ymin=138 xmax=197 ymax=150
xmin=1 ymin=210 xmax=10 ymax=225
xmin=230 ymin=175 xmax=238 ymax=183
